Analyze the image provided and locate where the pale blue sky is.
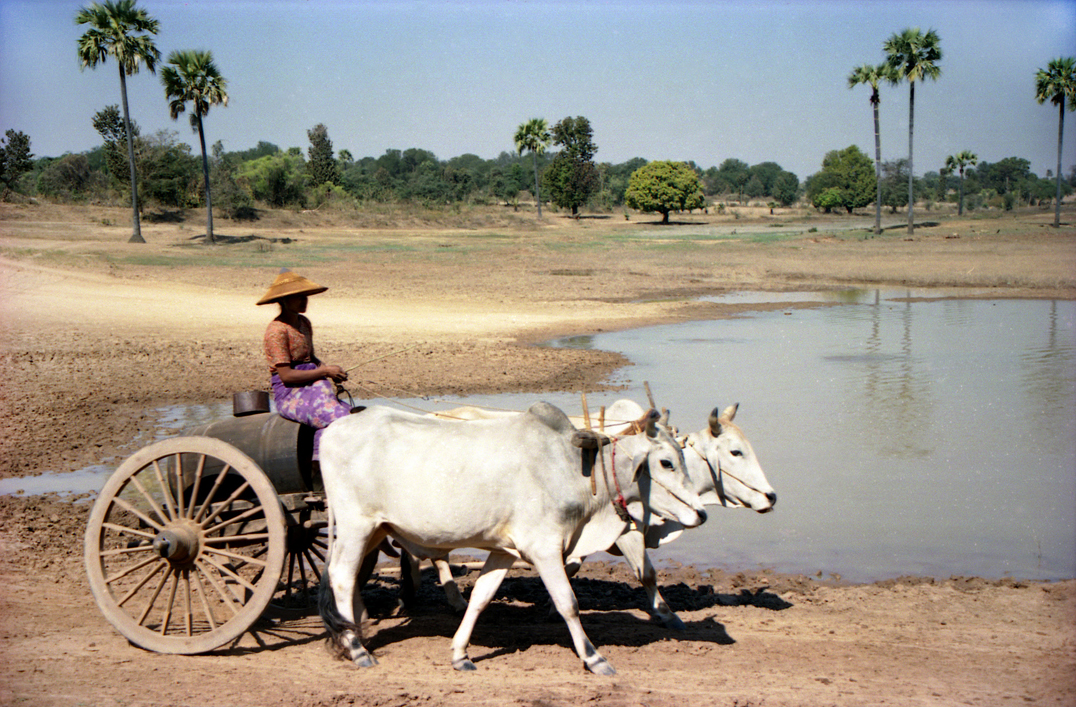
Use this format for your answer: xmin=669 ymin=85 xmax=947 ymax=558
xmin=2 ymin=0 xmax=1074 ymax=180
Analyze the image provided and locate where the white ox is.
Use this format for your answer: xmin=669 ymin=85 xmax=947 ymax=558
xmin=420 ymin=399 xmax=776 ymax=629
xmin=317 ymin=401 xmax=707 ymax=675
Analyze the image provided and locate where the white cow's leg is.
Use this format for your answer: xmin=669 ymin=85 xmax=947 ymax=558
xmin=450 ymin=551 xmax=515 ymax=671
xmin=615 ymin=532 xmax=685 ymax=630
xmin=531 ymin=553 xmax=616 ymax=676
xmin=434 ymin=557 xmax=468 ymax=612
xmin=326 ymin=530 xmax=382 ymax=668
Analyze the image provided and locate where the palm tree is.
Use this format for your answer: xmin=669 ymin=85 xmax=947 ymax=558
xmin=161 ymin=50 xmax=229 ymax=244
xmin=884 ymin=27 xmax=942 ymax=236
xmin=1035 ymin=57 xmax=1076 ymax=228
xmin=514 ymin=118 xmax=552 ymax=218
xmin=75 ymin=0 xmax=160 ymax=243
xmin=944 ymin=151 xmax=978 ymax=216
xmin=848 ymin=63 xmax=897 ymax=235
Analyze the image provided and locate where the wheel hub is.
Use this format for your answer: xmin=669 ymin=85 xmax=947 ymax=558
xmin=152 ymin=523 xmax=201 ymax=564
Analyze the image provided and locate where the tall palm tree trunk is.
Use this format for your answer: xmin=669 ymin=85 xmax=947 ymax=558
xmin=1054 ymin=101 xmax=1065 ymax=228
xmin=196 ymin=114 xmax=214 ymax=243
xmin=958 ymin=168 xmax=965 ymax=216
xmin=906 ymin=82 xmax=915 ymax=235
xmin=872 ymin=97 xmax=882 ymax=235
xmin=119 ymin=66 xmax=144 ymax=243
xmin=532 ymin=153 xmax=542 ymax=218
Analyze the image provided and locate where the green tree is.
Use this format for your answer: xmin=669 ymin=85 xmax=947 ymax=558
xmin=772 ymin=171 xmax=800 ymax=206
xmin=806 ymin=145 xmax=876 ymax=213
xmin=1035 ymin=56 xmax=1076 ymax=227
xmin=885 ymin=27 xmax=942 ymax=235
xmin=0 ymin=129 xmax=33 ymax=196
xmin=624 ymin=160 xmax=705 ymax=224
xmin=92 ymin=105 xmax=136 ymax=187
xmin=36 ymin=154 xmax=96 ymax=200
xmin=544 ymin=116 xmax=600 ymax=217
xmin=514 ymin=118 xmax=551 ymax=217
xmin=714 ymin=158 xmax=750 ymax=200
xmin=848 ymin=63 xmax=897 ymax=234
xmin=944 ymin=150 xmax=978 ymax=216
xmin=879 ymin=158 xmax=911 ymax=213
xmin=307 ymin=123 xmax=338 ymax=188
xmin=75 ymin=0 xmax=160 ymax=242
xmin=161 ymin=49 xmax=229 ymax=243
xmin=237 ymin=151 xmax=307 ymax=207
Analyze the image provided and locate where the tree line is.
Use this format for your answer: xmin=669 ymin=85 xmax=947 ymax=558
xmin=2 ymin=4 xmax=1074 ymax=235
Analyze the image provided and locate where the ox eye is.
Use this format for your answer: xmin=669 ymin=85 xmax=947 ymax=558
xmin=660 ymin=459 xmax=675 ymax=469
xmin=730 ymin=450 xmax=744 ymax=457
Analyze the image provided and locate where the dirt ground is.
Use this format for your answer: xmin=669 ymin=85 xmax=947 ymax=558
xmin=1 ymin=202 xmax=1074 ymax=706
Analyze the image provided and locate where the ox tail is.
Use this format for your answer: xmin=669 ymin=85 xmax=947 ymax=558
xmin=318 ymin=571 xmax=359 ymax=660
xmin=319 ymin=500 xmax=357 ymax=659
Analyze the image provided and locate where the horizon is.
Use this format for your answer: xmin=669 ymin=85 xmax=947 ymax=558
xmin=2 ymin=0 xmax=1074 ymax=181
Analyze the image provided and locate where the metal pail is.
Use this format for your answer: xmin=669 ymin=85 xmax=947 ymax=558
xmin=233 ymin=390 xmax=270 ymax=417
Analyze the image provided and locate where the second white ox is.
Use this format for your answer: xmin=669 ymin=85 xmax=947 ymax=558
xmin=317 ymin=401 xmax=707 ymax=675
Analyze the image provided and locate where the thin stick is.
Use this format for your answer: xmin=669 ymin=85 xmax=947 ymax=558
xmin=581 ymin=392 xmax=592 ymax=430
xmin=644 ymin=381 xmax=656 ymax=410
xmin=345 ymin=344 xmax=422 ymax=373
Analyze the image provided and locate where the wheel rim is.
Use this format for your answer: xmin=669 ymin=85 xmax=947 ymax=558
xmin=84 ymin=436 xmax=286 ymax=654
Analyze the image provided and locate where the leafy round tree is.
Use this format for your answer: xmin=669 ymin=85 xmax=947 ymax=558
xmin=76 ymin=0 xmax=160 ymax=243
xmin=806 ymin=145 xmax=876 ymax=214
xmin=1035 ymin=56 xmax=1076 ymax=228
xmin=161 ymin=49 xmax=228 ymax=243
xmin=624 ymin=161 xmax=705 ymax=224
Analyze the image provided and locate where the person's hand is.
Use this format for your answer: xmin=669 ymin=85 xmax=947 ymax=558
xmin=321 ymin=364 xmax=348 ymax=383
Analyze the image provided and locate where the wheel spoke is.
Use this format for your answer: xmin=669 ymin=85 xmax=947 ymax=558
xmin=105 ymin=554 xmax=160 ymax=587
xmin=194 ymin=560 xmax=242 ymax=617
xmin=158 ymin=570 xmax=180 ymax=635
xmin=203 ymin=532 xmax=271 ymax=545
xmin=109 ymin=495 xmax=165 ymax=534
xmin=114 ymin=559 xmax=166 ymax=607
xmin=128 ymin=473 xmax=170 ymax=527
xmin=185 ymin=453 xmax=208 ymax=519
xmin=200 ymin=554 xmax=258 ymax=593
xmin=136 ymin=566 xmax=172 ymax=626
xmin=202 ymin=502 xmax=265 ymax=536
xmin=199 ymin=481 xmax=254 ymax=529
xmin=151 ymin=460 xmax=178 ymax=521
xmin=181 ymin=569 xmax=193 ymax=637
xmin=102 ymin=523 xmax=155 ymax=541
xmin=191 ymin=568 xmax=218 ymax=630
xmin=193 ymin=464 xmax=233 ymax=523
xmin=201 ymin=545 xmax=268 ymax=568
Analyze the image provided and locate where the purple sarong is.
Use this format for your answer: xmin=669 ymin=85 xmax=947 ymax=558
xmin=270 ymin=362 xmax=351 ymax=461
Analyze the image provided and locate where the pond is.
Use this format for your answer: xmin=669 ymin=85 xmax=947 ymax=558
xmin=5 ymin=290 xmax=1073 ymax=583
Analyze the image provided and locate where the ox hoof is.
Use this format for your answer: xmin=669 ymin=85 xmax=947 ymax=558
xmin=352 ymin=651 xmax=379 ymax=668
xmin=659 ymin=613 xmax=687 ymax=631
xmin=586 ymin=657 xmax=616 ymax=676
xmin=452 ymin=657 xmax=477 ymax=672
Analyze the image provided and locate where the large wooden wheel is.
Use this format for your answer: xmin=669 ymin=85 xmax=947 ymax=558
xmin=85 ymin=436 xmax=286 ymax=654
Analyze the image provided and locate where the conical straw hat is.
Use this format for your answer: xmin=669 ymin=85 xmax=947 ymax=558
xmin=256 ymin=268 xmax=328 ymax=305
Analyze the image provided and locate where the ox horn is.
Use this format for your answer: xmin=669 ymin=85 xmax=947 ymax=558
xmin=709 ymin=403 xmax=739 ymax=436
xmin=642 ymin=409 xmax=660 ymax=438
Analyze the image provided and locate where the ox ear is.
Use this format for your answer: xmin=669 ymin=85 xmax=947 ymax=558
xmin=571 ymin=430 xmax=610 ymax=449
xmin=709 ymin=403 xmax=740 ymax=436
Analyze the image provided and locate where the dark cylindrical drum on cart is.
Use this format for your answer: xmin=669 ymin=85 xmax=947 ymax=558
xmin=185 ymin=412 xmax=317 ymax=494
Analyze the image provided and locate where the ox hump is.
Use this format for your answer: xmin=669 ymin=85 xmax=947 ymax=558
xmin=525 ymin=401 xmax=574 ymax=434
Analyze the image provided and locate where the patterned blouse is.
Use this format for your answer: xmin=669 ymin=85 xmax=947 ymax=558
xmin=264 ymin=316 xmax=316 ymax=374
